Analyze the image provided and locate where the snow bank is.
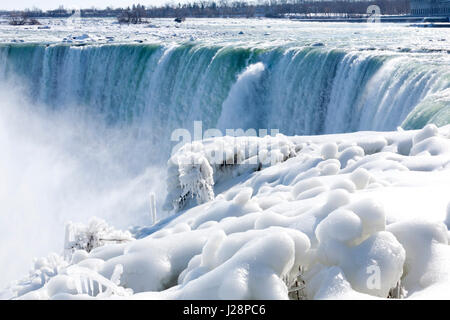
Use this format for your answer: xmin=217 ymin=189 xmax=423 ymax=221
xmin=8 ymin=125 xmax=450 ymax=300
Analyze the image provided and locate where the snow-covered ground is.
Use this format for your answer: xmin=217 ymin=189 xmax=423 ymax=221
xmin=4 ymin=124 xmax=449 ymax=300
xmin=1 ymin=17 xmax=450 ymax=53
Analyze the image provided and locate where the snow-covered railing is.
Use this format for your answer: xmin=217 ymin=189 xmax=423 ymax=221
xmin=66 ymin=264 xmax=132 ymax=298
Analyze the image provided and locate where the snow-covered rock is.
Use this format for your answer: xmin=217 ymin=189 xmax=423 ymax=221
xmin=8 ymin=124 xmax=450 ymax=300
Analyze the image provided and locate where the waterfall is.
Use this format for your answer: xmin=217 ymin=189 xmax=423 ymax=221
xmin=1 ymin=43 xmax=448 ymax=146
xmin=0 ymin=42 xmax=449 ymax=288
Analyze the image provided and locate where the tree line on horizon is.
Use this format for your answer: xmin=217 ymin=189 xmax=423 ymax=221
xmin=1 ymin=0 xmax=410 ymax=22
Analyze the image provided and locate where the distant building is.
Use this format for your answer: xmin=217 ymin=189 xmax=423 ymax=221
xmin=410 ymin=0 xmax=450 ymax=15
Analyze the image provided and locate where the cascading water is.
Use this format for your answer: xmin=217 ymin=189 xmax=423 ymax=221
xmin=0 ymin=41 xmax=449 ymax=289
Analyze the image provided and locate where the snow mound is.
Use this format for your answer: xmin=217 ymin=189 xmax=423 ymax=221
xmin=387 ymin=220 xmax=450 ymax=298
xmin=9 ymin=125 xmax=450 ymax=300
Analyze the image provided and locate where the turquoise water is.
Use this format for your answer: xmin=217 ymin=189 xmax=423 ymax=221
xmin=0 ymin=42 xmax=448 ymax=148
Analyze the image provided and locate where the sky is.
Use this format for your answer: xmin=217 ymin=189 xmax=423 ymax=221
xmin=0 ymin=0 xmax=175 ymax=11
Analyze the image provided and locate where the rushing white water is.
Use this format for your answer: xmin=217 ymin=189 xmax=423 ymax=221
xmin=1 ymin=43 xmax=449 ymax=137
xmin=0 ymin=18 xmax=449 ymax=289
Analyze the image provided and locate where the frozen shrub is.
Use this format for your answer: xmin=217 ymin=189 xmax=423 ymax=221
xmin=64 ymin=218 xmax=133 ymax=258
xmin=331 ymin=179 xmax=356 ymax=193
xmin=316 ymin=209 xmax=363 ymax=245
xmin=177 ymin=153 xmax=215 ymax=209
xmin=233 ymin=187 xmax=253 ymax=206
xmin=413 ymin=124 xmax=439 ymax=145
xmin=409 ymin=136 xmax=450 ymax=156
xmin=321 ymin=143 xmax=338 ymax=160
xmin=292 ymin=178 xmax=324 ymax=198
xmin=350 ymin=168 xmax=371 ymax=190
xmin=387 ymin=220 xmax=448 ymax=293
xmin=341 ymin=231 xmax=405 ymax=297
xmin=338 ymin=146 xmax=365 ymax=168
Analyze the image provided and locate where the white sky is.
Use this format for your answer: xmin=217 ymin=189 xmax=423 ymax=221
xmin=0 ymin=0 xmax=175 ymax=11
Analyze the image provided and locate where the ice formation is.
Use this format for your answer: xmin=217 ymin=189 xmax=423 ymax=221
xmin=6 ymin=124 xmax=450 ymax=300
xmin=64 ymin=218 xmax=134 ymax=258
